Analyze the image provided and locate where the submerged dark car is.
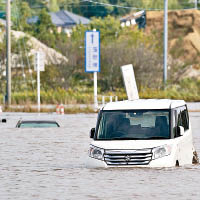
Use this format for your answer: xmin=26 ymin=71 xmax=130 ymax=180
xmin=16 ymin=120 xmax=60 ymax=128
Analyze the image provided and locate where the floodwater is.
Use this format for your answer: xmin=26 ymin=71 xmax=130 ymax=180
xmin=0 ymin=112 xmax=200 ymax=200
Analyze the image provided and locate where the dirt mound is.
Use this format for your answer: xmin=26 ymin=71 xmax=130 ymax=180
xmin=146 ymin=10 xmax=200 ymax=78
xmin=12 ymin=30 xmax=68 ymax=65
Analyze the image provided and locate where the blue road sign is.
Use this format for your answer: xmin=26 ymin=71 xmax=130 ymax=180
xmin=85 ymin=31 xmax=100 ymax=73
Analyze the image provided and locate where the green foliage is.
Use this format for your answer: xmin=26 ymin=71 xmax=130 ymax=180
xmin=12 ymin=1 xmax=32 ymax=32
xmin=63 ymin=16 xmax=162 ymax=91
xmin=33 ymin=9 xmax=57 ymax=48
xmin=0 ymin=0 xmax=5 ymax=13
xmin=1 ymin=78 xmax=200 ymax=106
xmin=10 ymin=87 xmax=94 ymax=105
xmin=2 ymin=3 xmax=200 ymax=105
xmin=40 ymin=64 xmax=61 ymax=89
xmin=21 ymin=0 xmax=196 ymax=18
xmin=140 ymin=78 xmax=200 ymax=102
xmin=48 ymin=0 xmax=59 ymax=12
xmin=90 ymin=16 xmax=121 ymax=42
xmin=141 ymin=0 xmax=181 ymax=9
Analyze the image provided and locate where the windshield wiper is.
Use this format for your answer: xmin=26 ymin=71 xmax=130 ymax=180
xmin=111 ymin=137 xmax=141 ymax=140
xmin=146 ymin=136 xmax=168 ymax=140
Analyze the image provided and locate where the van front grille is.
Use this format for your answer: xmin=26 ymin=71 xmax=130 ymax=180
xmin=104 ymin=149 xmax=152 ymax=166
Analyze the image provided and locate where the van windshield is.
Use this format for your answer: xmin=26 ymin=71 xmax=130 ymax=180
xmin=96 ymin=110 xmax=170 ymax=140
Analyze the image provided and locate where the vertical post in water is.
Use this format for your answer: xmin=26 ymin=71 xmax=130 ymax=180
xmin=37 ymin=53 xmax=40 ymax=112
xmin=163 ymin=0 xmax=168 ymax=86
xmin=6 ymin=0 xmax=11 ymax=106
xmin=94 ymin=72 xmax=98 ymax=110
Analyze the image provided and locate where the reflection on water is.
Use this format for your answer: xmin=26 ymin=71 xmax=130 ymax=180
xmin=0 ymin=112 xmax=200 ymax=200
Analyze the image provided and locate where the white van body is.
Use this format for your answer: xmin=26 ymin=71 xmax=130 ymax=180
xmin=87 ymin=99 xmax=198 ymax=168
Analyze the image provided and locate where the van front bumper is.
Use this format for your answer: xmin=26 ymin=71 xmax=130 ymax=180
xmin=86 ymin=155 xmax=176 ymax=168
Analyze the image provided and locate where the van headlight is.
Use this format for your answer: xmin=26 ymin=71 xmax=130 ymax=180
xmin=152 ymin=145 xmax=172 ymax=160
xmin=89 ymin=145 xmax=104 ymax=160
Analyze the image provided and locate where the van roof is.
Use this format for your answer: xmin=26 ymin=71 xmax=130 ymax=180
xmin=103 ymin=99 xmax=186 ymax=110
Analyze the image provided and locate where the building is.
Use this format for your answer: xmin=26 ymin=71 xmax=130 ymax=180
xmin=120 ymin=10 xmax=146 ymax=29
xmin=27 ymin=10 xmax=90 ymax=35
xmin=50 ymin=10 xmax=90 ymax=35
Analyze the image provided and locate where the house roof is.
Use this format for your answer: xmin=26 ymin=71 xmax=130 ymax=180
xmin=27 ymin=16 xmax=39 ymax=24
xmin=49 ymin=10 xmax=90 ymax=27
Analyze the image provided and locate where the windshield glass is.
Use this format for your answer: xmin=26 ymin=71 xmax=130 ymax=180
xmin=18 ymin=122 xmax=59 ymax=128
xmin=96 ymin=110 xmax=170 ymax=140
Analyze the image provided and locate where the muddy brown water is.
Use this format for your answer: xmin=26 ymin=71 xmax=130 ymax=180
xmin=0 ymin=112 xmax=200 ymax=200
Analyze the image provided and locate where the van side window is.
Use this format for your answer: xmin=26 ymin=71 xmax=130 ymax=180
xmin=181 ymin=109 xmax=189 ymax=130
xmin=174 ymin=106 xmax=189 ymax=138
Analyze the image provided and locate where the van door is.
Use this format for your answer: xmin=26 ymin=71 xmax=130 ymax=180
xmin=173 ymin=106 xmax=193 ymax=165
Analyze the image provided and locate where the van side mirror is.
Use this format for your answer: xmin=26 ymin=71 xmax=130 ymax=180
xmin=177 ymin=126 xmax=184 ymax=136
xmin=90 ymin=128 xmax=95 ymax=138
xmin=1 ymin=119 xmax=6 ymax=123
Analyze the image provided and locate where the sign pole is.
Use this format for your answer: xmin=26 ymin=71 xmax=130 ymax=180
xmin=37 ymin=65 xmax=40 ymax=113
xmin=35 ymin=51 xmax=45 ymax=113
xmin=85 ymin=29 xmax=100 ymax=111
xmin=93 ymin=29 xmax=98 ymax=110
xmin=36 ymin=52 xmax=40 ymax=112
xmin=94 ymin=72 xmax=98 ymax=110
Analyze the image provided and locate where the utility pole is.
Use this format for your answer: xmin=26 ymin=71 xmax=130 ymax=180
xmin=6 ymin=0 xmax=11 ymax=105
xmin=163 ymin=0 xmax=168 ymax=86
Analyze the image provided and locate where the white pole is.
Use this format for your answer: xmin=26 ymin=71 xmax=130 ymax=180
xmin=163 ymin=0 xmax=168 ymax=86
xmin=37 ymin=53 xmax=40 ymax=112
xmin=94 ymin=72 xmax=98 ymax=110
xmin=92 ymin=28 xmax=98 ymax=111
xmin=195 ymin=0 xmax=198 ymax=9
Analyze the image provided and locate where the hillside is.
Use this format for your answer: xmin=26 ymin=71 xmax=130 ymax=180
xmin=146 ymin=10 xmax=200 ymax=79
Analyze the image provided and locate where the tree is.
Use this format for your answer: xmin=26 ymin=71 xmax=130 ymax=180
xmin=48 ymin=0 xmax=60 ymax=12
xmin=54 ymin=16 xmax=164 ymax=91
xmin=12 ymin=1 xmax=32 ymax=32
xmin=22 ymin=0 xmax=194 ymax=19
xmin=33 ymin=9 xmax=57 ymax=48
xmin=141 ymin=0 xmax=182 ymax=9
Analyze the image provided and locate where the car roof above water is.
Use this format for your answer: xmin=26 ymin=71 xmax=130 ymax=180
xmin=102 ymin=99 xmax=186 ymax=110
xmin=16 ymin=120 xmax=60 ymax=128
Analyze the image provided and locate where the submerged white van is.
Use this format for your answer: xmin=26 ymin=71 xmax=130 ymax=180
xmin=87 ymin=99 xmax=199 ymax=168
